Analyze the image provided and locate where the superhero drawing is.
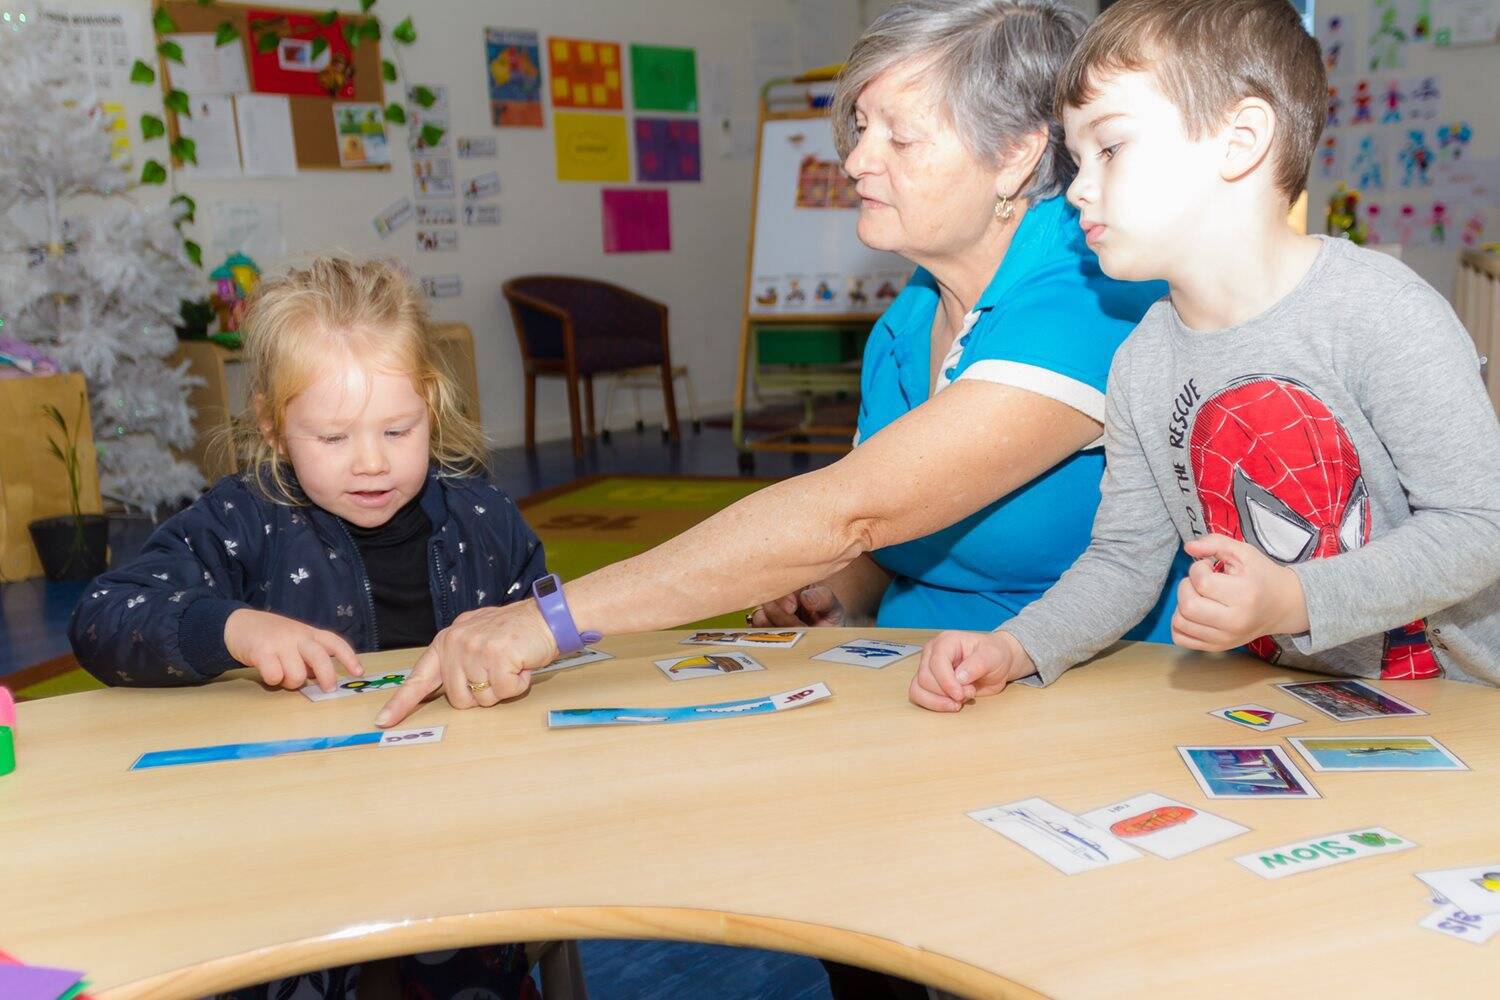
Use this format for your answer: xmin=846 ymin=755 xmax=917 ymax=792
xmin=1187 ymin=375 xmax=1440 ymax=679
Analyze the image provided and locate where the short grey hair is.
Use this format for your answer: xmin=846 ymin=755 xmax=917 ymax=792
xmin=832 ymin=0 xmax=1088 ymax=201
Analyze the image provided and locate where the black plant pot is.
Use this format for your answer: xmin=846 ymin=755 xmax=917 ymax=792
xmin=28 ymin=514 xmax=109 ymax=581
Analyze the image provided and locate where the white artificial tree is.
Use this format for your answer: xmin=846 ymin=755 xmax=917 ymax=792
xmin=0 ymin=17 xmax=204 ymax=514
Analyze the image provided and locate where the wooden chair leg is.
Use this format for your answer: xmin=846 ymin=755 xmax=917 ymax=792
xmin=524 ymin=370 xmax=537 ymax=451
xmin=660 ymin=361 xmax=681 ymax=441
xmin=583 ymin=374 xmax=596 ymax=439
xmin=565 ymin=371 xmax=584 ymax=459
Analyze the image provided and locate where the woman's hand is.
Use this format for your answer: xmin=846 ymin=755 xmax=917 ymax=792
xmin=375 ymin=600 xmax=558 ymax=727
xmin=224 ymin=608 xmax=364 ymax=693
xmin=748 ymin=583 xmax=850 ymax=627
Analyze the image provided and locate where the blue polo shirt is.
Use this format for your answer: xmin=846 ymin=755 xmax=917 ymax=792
xmin=857 ymin=194 xmax=1186 ymax=638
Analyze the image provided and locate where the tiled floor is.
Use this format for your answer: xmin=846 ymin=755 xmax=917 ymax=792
xmin=0 ymin=420 xmax=845 ymax=1000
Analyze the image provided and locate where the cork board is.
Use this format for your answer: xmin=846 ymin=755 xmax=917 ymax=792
xmin=156 ymin=0 xmax=387 ymax=171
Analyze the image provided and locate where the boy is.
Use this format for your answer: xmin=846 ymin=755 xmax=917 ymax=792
xmin=910 ymin=0 xmax=1500 ymax=711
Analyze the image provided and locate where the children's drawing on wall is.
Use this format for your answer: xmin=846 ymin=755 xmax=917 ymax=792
xmin=1351 ymin=135 xmax=1386 ymax=191
xmin=1435 ymin=121 xmax=1472 ymax=163
xmin=1368 ymin=0 xmax=1409 ymax=70
xmin=1326 ymin=82 xmax=1344 ymax=129
xmin=1317 ymin=13 xmax=1353 ymax=74
xmin=1381 ymin=77 xmax=1405 ymax=124
xmin=1352 ymin=79 xmax=1375 ymax=125
xmin=1398 ymin=129 xmax=1433 ymax=187
xmin=1406 ymin=74 xmax=1440 ymax=121
xmin=1364 ymin=202 xmax=1386 ymax=243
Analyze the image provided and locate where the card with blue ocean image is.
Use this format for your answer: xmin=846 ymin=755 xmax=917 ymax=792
xmin=811 ymin=638 xmax=923 ymax=668
xmin=548 ymin=682 xmax=831 ymax=729
xmin=1177 ymin=745 xmax=1321 ymax=798
xmin=1288 ymin=735 xmax=1468 ymax=772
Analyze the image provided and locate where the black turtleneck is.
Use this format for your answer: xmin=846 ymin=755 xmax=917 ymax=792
xmin=343 ymin=493 xmax=435 ymax=651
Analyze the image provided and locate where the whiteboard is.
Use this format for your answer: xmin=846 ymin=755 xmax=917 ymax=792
xmin=746 ymin=116 xmax=909 ymax=318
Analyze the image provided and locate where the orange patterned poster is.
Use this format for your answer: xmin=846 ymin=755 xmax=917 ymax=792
xmin=548 ymin=37 xmax=624 ymax=110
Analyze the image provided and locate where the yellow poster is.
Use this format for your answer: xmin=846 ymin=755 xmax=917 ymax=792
xmin=553 ymin=112 xmax=630 ymax=182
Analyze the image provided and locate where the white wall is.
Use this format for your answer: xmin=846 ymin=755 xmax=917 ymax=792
xmin=42 ymin=0 xmax=867 ymax=447
xmin=1308 ymin=0 xmax=1499 ymax=301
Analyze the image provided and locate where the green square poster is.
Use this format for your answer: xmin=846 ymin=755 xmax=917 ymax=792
xmin=630 ymin=44 xmax=698 ymax=112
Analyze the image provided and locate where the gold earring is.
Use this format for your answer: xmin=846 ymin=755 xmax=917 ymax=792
xmin=993 ymin=194 xmax=1015 ymax=223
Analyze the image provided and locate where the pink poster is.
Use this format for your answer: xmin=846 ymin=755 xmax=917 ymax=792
xmin=601 ymin=188 xmax=670 ymax=253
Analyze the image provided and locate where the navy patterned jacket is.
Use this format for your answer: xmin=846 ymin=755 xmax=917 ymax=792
xmin=70 ymin=470 xmax=546 ymax=686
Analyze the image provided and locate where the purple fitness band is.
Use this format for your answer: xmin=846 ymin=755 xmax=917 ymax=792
xmin=532 ymin=573 xmax=601 ymax=654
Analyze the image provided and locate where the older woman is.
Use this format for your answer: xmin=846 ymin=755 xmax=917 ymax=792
xmin=378 ymin=0 xmax=1185 ymax=729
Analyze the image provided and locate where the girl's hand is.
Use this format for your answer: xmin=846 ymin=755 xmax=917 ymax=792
xmin=375 ymin=599 xmax=557 ymax=727
xmin=224 ymin=608 xmax=364 ymax=693
xmin=748 ymin=583 xmax=849 ymax=627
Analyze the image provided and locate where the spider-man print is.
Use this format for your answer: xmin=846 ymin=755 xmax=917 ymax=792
xmin=1187 ymin=375 xmax=1439 ymax=679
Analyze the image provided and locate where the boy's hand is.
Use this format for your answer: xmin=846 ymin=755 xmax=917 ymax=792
xmin=224 ymin=608 xmax=364 ymax=693
xmin=1172 ymin=534 xmax=1310 ymax=651
xmin=909 ymin=630 xmax=1035 ymax=713
xmin=375 ymin=599 xmax=557 ymax=727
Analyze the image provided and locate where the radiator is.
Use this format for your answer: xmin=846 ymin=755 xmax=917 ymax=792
xmin=1457 ymin=249 xmax=1500 ymax=414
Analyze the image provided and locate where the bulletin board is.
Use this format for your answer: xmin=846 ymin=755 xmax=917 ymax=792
xmin=156 ymin=0 xmax=387 ymax=171
xmin=744 ymin=113 xmax=907 ymax=321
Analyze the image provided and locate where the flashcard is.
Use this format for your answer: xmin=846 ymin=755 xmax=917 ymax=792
xmin=811 ymin=638 xmax=922 ymax=668
xmin=1420 ymin=905 xmax=1500 ymax=944
xmin=1288 ymin=735 xmax=1468 ymax=772
xmin=300 ymin=669 xmax=412 ymax=702
xmin=1177 ymin=745 xmax=1320 ymax=799
xmin=968 ymin=796 xmax=1140 ymax=875
xmin=131 ymin=727 xmax=444 ymax=769
xmin=654 ymin=652 xmax=765 ymax=681
xmin=1209 ymin=703 xmax=1303 ymax=732
xmin=532 ymin=648 xmax=614 ymax=676
xmin=548 ymin=682 xmax=831 ymax=728
xmin=1416 ymin=866 xmax=1500 ymax=916
xmin=1235 ymin=827 xmax=1414 ymax=879
xmin=1080 ymin=792 xmax=1247 ymax=860
xmin=1275 ymin=679 xmax=1425 ymax=721
xmin=678 ymin=629 xmax=803 ymax=648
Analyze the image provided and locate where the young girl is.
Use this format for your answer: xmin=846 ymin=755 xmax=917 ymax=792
xmin=70 ymin=255 xmax=546 ymax=1000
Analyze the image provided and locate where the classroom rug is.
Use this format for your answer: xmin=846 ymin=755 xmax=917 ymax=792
xmin=10 ymin=474 xmax=773 ymax=702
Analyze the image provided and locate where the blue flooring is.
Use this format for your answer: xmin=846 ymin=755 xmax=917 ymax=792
xmin=578 ymin=940 xmax=831 ymax=1000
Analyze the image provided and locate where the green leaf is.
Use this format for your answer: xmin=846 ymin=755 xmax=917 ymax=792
xmin=164 ymin=89 xmax=191 ymax=117
xmin=184 ymin=240 xmax=203 ymax=268
xmin=171 ymin=193 xmax=197 ymax=223
xmin=360 ymin=0 xmax=377 ymax=10
xmin=140 ymin=113 xmax=166 ymax=139
xmin=410 ymin=85 xmax=437 ymax=108
xmin=47 ymin=439 xmax=67 ymax=464
xmin=391 ymin=16 xmax=415 ymax=44
xmin=256 ymin=30 xmax=280 ymax=53
xmin=383 ymin=102 xmax=406 ymax=125
xmin=152 ymin=8 xmax=177 ymax=35
xmin=341 ymin=20 xmax=358 ymax=46
xmin=140 ymin=160 xmax=168 ymax=184
xmin=357 ymin=18 xmax=380 ymax=43
xmin=214 ymin=22 xmax=239 ymax=47
xmin=419 ymin=123 xmax=445 ymax=148
xmin=129 ymin=59 xmax=156 ymax=85
xmin=41 ymin=403 xmax=66 ymax=433
xmin=381 ymin=59 xmax=397 ymax=82
xmin=171 ymin=136 xmax=198 ymax=166
xmin=157 ymin=40 xmax=184 ymax=64
xmin=314 ymin=9 xmax=339 ymax=26
xmin=310 ymin=36 xmax=328 ymax=61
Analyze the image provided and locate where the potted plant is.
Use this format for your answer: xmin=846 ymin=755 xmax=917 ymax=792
xmin=28 ymin=392 xmax=109 ymax=580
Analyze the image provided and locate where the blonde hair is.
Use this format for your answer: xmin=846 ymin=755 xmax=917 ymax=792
xmin=228 ymin=255 xmax=487 ymax=504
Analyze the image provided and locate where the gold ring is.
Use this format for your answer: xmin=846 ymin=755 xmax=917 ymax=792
xmin=467 ymin=679 xmax=491 ymax=692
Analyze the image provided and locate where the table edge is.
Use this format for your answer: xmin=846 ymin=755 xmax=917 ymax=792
xmin=97 ymin=905 xmax=1042 ymax=1000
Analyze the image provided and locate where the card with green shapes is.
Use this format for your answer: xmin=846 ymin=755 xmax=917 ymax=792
xmin=630 ymin=44 xmax=698 ymax=112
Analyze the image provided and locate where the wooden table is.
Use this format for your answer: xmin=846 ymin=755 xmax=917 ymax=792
xmin=3 ymin=631 xmax=1497 ymax=999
